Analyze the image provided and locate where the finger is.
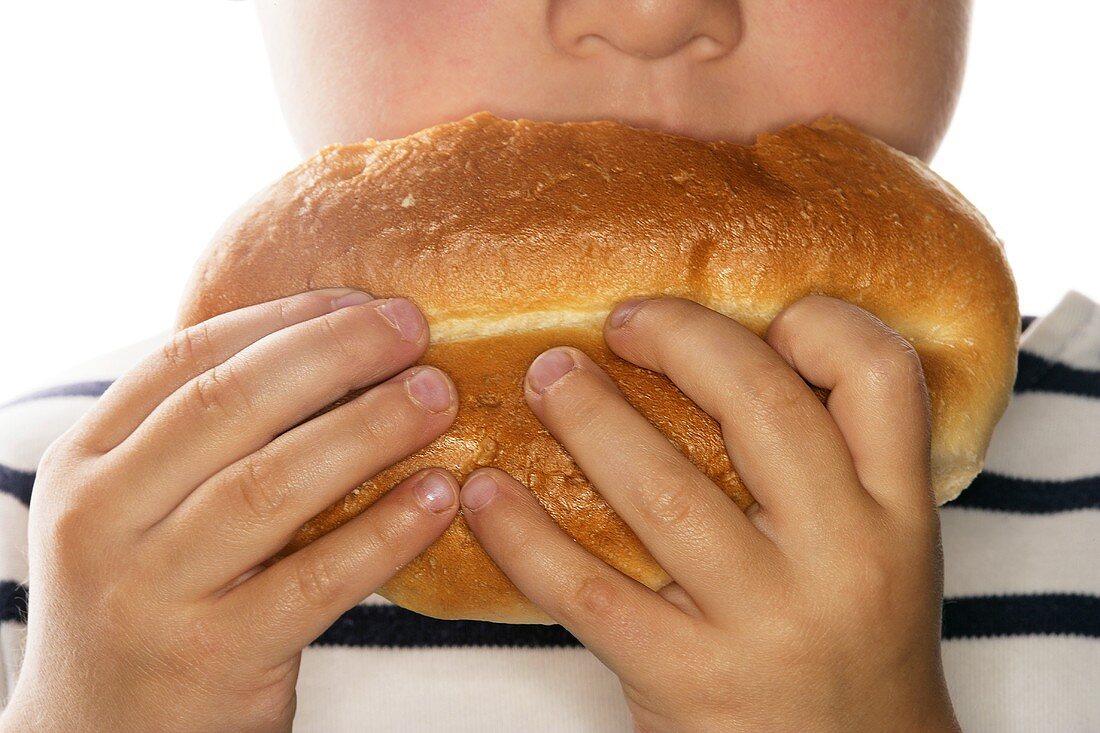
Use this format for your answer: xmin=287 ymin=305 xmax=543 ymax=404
xmin=762 ymin=295 xmax=934 ymax=517
xmin=154 ymin=365 xmax=457 ymax=597
xmin=99 ymin=294 xmax=431 ymax=527
xmin=225 ymin=467 xmax=459 ymax=665
xmin=68 ymin=288 xmax=373 ymax=455
xmin=603 ymin=296 xmax=872 ymax=538
xmin=523 ymin=345 xmax=773 ymax=613
xmin=460 ymin=467 xmax=688 ymax=684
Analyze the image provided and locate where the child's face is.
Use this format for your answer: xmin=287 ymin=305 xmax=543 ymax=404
xmin=256 ymin=0 xmax=969 ymax=162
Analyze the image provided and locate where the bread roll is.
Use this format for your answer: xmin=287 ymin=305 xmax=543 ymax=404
xmin=175 ymin=112 xmax=1019 ymax=624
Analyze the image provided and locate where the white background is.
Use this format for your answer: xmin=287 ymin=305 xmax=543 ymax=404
xmin=0 ymin=2 xmax=1097 ymax=405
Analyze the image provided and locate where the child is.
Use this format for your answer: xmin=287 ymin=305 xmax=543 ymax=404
xmin=2 ymin=1 xmax=1097 ymax=730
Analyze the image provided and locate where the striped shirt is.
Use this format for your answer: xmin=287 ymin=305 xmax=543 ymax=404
xmin=2 ymin=289 xmax=1098 ymax=732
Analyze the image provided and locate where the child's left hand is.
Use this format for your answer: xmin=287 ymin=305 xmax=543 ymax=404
xmin=459 ymin=295 xmax=961 ymax=733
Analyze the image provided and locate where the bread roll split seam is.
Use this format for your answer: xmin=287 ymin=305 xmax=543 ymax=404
xmin=427 ymin=303 xmax=964 ymax=346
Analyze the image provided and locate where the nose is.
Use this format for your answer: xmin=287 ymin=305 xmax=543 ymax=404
xmin=548 ymin=0 xmax=742 ymax=61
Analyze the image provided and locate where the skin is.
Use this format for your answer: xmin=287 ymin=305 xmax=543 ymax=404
xmin=1 ymin=290 xmax=463 ymax=731
xmin=254 ymin=0 xmax=969 ymax=161
xmin=3 ymin=1 xmax=970 ymax=730
xmin=463 ymin=296 xmax=958 ymax=732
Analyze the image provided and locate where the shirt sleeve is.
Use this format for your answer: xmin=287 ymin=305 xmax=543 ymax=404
xmin=938 ymin=290 xmax=1100 ymax=732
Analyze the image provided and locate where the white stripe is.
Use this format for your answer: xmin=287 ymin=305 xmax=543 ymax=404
xmin=983 ymin=391 xmax=1100 ymax=480
xmin=943 ymin=636 xmax=1100 ymax=733
xmin=1020 ymin=290 xmax=1100 ymax=372
xmin=0 ymin=622 xmax=27 ymax=704
xmin=358 ymin=593 xmax=395 ymax=607
xmin=0 ymin=396 xmax=99 ymax=472
xmin=0 ymin=494 xmax=28 ymax=586
xmin=941 ymin=507 xmax=1100 ymax=596
xmin=297 ymin=645 xmax=631 ymax=732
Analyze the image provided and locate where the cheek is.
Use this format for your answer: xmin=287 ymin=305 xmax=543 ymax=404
xmin=260 ymin=0 xmax=511 ymax=152
xmin=757 ymin=0 xmax=966 ymax=158
xmin=361 ymin=3 xmax=512 ymax=138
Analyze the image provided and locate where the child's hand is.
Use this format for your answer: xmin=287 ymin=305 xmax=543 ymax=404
xmin=460 ymin=295 xmax=960 ymax=733
xmin=0 ymin=288 xmax=460 ymax=733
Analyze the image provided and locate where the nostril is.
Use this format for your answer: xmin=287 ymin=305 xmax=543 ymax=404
xmin=688 ymin=33 xmax=736 ymax=62
xmin=569 ymin=31 xmax=722 ymax=61
xmin=570 ymin=32 xmax=609 ymax=58
xmin=548 ymin=0 xmax=742 ymax=62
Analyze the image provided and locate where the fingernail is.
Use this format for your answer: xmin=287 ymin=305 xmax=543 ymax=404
xmin=375 ymin=298 xmax=424 ymax=342
xmin=405 ymin=367 xmax=454 ymax=412
xmin=460 ymin=472 xmax=498 ymax=511
xmin=416 ymin=471 xmax=456 ymax=513
xmin=609 ymin=298 xmax=648 ymax=329
xmin=526 ymin=348 xmax=576 ymax=394
xmin=330 ymin=290 xmax=373 ymax=311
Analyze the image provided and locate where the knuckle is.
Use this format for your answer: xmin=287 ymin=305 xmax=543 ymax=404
xmin=191 ymin=362 xmax=251 ymax=419
xmin=274 ymin=292 xmax=301 ymax=329
xmin=163 ymin=322 xmax=212 ymax=370
xmin=636 ymin=477 xmax=699 ymax=530
xmin=761 ymin=599 xmax=813 ymax=649
xmin=316 ymin=310 xmax=366 ymax=367
xmin=862 ymin=342 xmax=925 ymax=394
xmin=50 ymin=499 xmax=95 ymax=558
xmin=51 ymin=423 xmax=103 ymax=460
xmin=46 ymin=495 xmax=116 ymax=582
xmin=543 ymin=380 xmax=600 ymax=429
xmin=38 ymin=434 xmax=78 ymax=472
xmin=358 ymin=509 xmax=409 ymax=558
xmin=349 ymin=389 xmax=416 ymax=447
xmin=572 ymin=574 xmax=623 ymax=619
xmin=293 ymin=553 xmax=341 ymax=609
xmin=832 ymin=534 xmax=897 ymax=610
xmin=235 ymin=454 xmax=288 ymax=523
xmin=738 ymin=370 xmax=807 ymax=415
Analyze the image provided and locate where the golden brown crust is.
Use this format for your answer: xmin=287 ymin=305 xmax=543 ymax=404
xmin=174 ymin=112 xmax=1019 ymax=623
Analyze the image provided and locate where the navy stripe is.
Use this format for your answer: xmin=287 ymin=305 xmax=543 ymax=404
xmin=941 ymin=594 xmax=1100 ymax=639
xmin=3 ymin=581 xmax=1098 ymax=643
xmin=0 ymin=580 xmax=28 ymax=624
xmin=950 ymin=471 xmax=1100 ymax=513
xmin=1015 ymin=350 xmax=1100 ymax=398
xmin=315 ymin=604 xmax=583 ymax=648
xmin=0 ymin=464 xmax=34 ymax=505
xmin=307 ymin=594 xmax=1100 ymax=645
xmin=0 ymin=379 xmax=114 ymax=410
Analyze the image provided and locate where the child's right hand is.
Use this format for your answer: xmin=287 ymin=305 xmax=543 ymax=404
xmin=0 ymin=288 xmax=460 ymax=733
